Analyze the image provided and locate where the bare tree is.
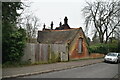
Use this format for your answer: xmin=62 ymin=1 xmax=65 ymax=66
xmin=17 ymin=2 xmax=41 ymax=43
xmin=92 ymin=31 xmax=100 ymax=43
xmin=18 ymin=14 xmax=41 ymax=42
xmin=25 ymin=14 xmax=40 ymax=42
xmin=83 ymin=0 xmax=120 ymax=43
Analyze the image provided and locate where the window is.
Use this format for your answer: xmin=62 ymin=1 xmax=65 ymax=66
xmin=78 ymin=38 xmax=83 ymax=53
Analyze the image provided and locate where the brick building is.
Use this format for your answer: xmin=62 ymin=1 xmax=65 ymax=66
xmin=37 ymin=17 xmax=89 ymax=60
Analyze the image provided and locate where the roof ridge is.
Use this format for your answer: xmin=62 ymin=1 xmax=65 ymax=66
xmin=38 ymin=28 xmax=80 ymax=32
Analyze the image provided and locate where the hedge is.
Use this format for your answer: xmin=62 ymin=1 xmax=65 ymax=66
xmin=89 ymin=40 xmax=120 ymax=55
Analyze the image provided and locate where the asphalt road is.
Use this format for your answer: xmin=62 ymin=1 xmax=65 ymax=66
xmin=21 ymin=62 xmax=118 ymax=78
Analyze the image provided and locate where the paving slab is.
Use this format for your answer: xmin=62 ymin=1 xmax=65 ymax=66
xmin=2 ymin=58 xmax=103 ymax=78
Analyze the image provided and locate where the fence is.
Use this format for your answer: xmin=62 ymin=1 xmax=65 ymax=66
xmin=21 ymin=43 xmax=68 ymax=63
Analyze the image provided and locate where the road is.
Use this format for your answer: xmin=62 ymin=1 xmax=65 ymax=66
xmin=21 ymin=62 xmax=118 ymax=78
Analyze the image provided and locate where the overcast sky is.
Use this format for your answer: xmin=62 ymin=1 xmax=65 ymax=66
xmin=22 ymin=0 xmax=93 ymax=30
xmin=21 ymin=0 xmax=110 ymax=38
xmin=30 ymin=2 xmax=85 ymax=29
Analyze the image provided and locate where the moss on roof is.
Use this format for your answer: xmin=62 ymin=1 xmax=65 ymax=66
xmin=37 ymin=28 xmax=80 ymax=44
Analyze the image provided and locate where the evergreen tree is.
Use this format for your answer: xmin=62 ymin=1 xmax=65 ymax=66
xmin=2 ymin=2 xmax=26 ymax=63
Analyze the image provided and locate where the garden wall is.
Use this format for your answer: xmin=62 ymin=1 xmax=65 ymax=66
xmin=89 ymin=53 xmax=105 ymax=58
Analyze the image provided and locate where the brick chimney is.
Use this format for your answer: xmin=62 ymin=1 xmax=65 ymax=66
xmin=51 ymin=21 xmax=53 ymax=30
xmin=43 ymin=23 xmax=46 ymax=30
xmin=64 ymin=16 xmax=68 ymax=25
xmin=59 ymin=22 xmax=62 ymax=27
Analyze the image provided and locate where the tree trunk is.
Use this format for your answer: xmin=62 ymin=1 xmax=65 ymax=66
xmin=99 ymin=32 xmax=104 ymax=43
xmin=105 ymin=37 xmax=108 ymax=44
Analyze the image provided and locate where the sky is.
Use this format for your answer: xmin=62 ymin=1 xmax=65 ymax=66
xmin=21 ymin=0 xmax=109 ymax=38
xmin=22 ymin=0 xmax=91 ymax=30
xmin=30 ymin=2 xmax=86 ymax=29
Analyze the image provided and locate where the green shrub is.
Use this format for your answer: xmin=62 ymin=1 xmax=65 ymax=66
xmin=107 ymin=40 xmax=119 ymax=52
xmin=89 ymin=41 xmax=120 ymax=54
xmin=3 ymin=28 xmax=26 ymax=63
xmin=89 ymin=43 xmax=108 ymax=54
xmin=118 ymin=41 xmax=120 ymax=52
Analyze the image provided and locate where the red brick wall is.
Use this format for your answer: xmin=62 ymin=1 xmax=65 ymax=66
xmin=69 ymin=31 xmax=89 ymax=60
xmin=89 ymin=53 xmax=104 ymax=58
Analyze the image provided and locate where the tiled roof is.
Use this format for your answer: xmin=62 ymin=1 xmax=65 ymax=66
xmin=37 ymin=28 xmax=81 ymax=44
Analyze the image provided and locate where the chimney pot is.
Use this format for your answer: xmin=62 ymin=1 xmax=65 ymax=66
xmin=51 ymin=21 xmax=53 ymax=30
xmin=43 ymin=23 xmax=46 ymax=30
xmin=64 ymin=16 xmax=68 ymax=25
xmin=59 ymin=22 xmax=62 ymax=27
